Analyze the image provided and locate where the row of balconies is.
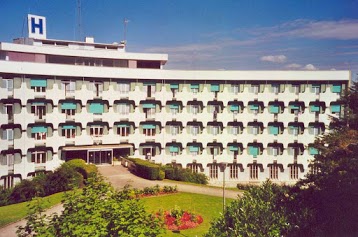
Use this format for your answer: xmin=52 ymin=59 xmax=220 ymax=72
xmin=0 ymin=77 xmax=344 ymax=96
xmin=0 ymin=120 xmax=326 ymax=142
xmin=0 ymin=98 xmax=342 ymax=119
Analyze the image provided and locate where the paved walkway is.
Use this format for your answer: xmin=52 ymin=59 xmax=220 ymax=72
xmin=0 ymin=165 xmax=242 ymax=237
xmin=99 ymin=165 xmax=242 ymax=199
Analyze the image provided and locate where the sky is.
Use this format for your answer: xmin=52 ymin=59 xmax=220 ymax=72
xmin=0 ymin=0 xmax=358 ymax=77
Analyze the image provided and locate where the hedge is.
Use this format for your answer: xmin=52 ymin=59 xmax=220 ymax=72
xmin=128 ymin=158 xmax=164 ymax=180
xmin=163 ymin=166 xmax=208 ymax=185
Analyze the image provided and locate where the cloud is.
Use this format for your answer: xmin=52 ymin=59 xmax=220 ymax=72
xmin=250 ymin=19 xmax=358 ymax=40
xmin=260 ymin=55 xmax=287 ymax=63
xmin=286 ymin=63 xmax=302 ymax=69
xmin=303 ymin=64 xmax=318 ymax=70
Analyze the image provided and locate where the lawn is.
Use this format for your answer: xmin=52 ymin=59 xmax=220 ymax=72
xmin=141 ymin=192 xmax=233 ymax=237
xmin=0 ymin=192 xmax=64 ymax=228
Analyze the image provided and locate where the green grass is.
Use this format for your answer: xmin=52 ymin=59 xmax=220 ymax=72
xmin=162 ymin=179 xmax=241 ymax=191
xmin=141 ymin=192 xmax=233 ymax=237
xmin=0 ymin=192 xmax=64 ymax=228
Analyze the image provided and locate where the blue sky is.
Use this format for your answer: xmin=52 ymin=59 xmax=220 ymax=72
xmin=1 ymin=0 xmax=358 ymax=76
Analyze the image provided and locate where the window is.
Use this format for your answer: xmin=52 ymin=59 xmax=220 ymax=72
xmin=232 ymin=85 xmax=239 ymax=94
xmin=31 ymin=127 xmax=47 ymax=140
xmin=144 ymin=83 xmax=156 ymax=97
xmin=62 ymin=81 xmax=75 ymax=96
xmin=230 ymin=165 xmax=239 ymax=179
xmin=62 ymin=108 xmax=75 ymax=118
xmin=210 ymin=147 xmax=220 ymax=156
xmin=1 ymin=176 xmax=14 ymax=189
xmin=290 ymin=165 xmax=299 ymax=180
xmin=209 ymin=165 xmax=218 ymax=179
xmin=253 ymin=126 xmax=259 ymax=135
xmin=248 ymin=145 xmax=260 ymax=158
xmin=272 ymin=84 xmax=279 ymax=94
xmin=117 ymin=104 xmax=130 ymax=115
xmin=143 ymin=124 xmax=156 ymax=136
xmin=1 ymin=154 xmax=14 ymax=167
xmin=61 ymin=126 xmax=76 ymax=138
xmin=30 ymin=79 xmax=46 ymax=92
xmin=4 ymin=104 xmax=14 ymax=120
xmin=229 ymin=145 xmax=240 ymax=156
xmin=92 ymin=81 xmax=103 ymax=97
xmin=61 ymin=102 xmax=76 ymax=119
xmin=170 ymin=126 xmax=179 ymax=135
xmin=4 ymin=79 xmax=13 ymax=91
xmin=211 ymin=126 xmax=219 ymax=135
xmin=191 ymin=126 xmax=199 ymax=136
xmin=272 ymin=147 xmax=278 ymax=156
xmin=188 ymin=164 xmax=200 ymax=173
xmin=190 ymin=105 xmax=199 ymax=115
xmin=2 ymin=129 xmax=14 ymax=141
xmin=268 ymin=125 xmax=280 ymax=135
xmin=169 ymin=146 xmax=179 ymax=156
xmin=145 ymin=108 xmax=156 ymax=118
xmin=251 ymin=85 xmax=259 ymax=94
xmin=118 ymin=83 xmax=130 ymax=94
xmin=31 ymin=104 xmax=46 ymax=119
xmin=250 ymin=165 xmax=259 ymax=180
xmin=290 ymin=126 xmax=299 ymax=136
xmin=292 ymin=85 xmax=299 ymax=94
xmin=90 ymin=126 xmax=104 ymax=137
xmin=117 ymin=126 xmax=130 ymax=136
xmin=231 ymin=126 xmax=239 ymax=135
xmin=31 ymin=151 xmax=47 ymax=164
xmin=189 ymin=146 xmax=199 ymax=156
xmin=312 ymin=84 xmax=320 ymax=94
xmin=169 ymin=104 xmax=180 ymax=115
xmin=270 ymin=165 xmax=279 ymax=180
xmin=89 ymin=103 xmax=104 ymax=114
xmin=190 ymin=84 xmax=199 ymax=94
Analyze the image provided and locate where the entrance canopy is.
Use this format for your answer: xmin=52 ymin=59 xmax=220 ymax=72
xmin=62 ymin=144 xmax=133 ymax=151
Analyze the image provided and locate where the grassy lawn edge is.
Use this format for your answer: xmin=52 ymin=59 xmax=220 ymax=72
xmin=0 ymin=192 xmax=65 ymax=228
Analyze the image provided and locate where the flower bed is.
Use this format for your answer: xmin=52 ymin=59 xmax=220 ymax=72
xmin=157 ymin=206 xmax=203 ymax=230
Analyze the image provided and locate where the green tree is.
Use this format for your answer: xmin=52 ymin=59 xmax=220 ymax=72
xmin=287 ymin=80 xmax=358 ymax=236
xmin=205 ymin=181 xmax=290 ymax=237
xmin=17 ymin=175 xmax=164 ymax=237
xmin=288 ymin=129 xmax=358 ymax=237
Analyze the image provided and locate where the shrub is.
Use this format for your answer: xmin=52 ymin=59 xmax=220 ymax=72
xmin=44 ymin=165 xmax=83 ymax=196
xmin=0 ymin=188 xmax=12 ymax=206
xmin=164 ymin=166 xmax=208 ymax=184
xmin=9 ymin=179 xmax=44 ymax=204
xmin=64 ymin=159 xmax=98 ymax=179
xmin=130 ymin=158 xmax=163 ymax=180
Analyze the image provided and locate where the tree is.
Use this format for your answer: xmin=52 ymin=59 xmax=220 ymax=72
xmin=288 ymin=128 xmax=358 ymax=237
xmin=287 ymin=80 xmax=358 ymax=236
xmin=17 ymin=175 xmax=164 ymax=237
xmin=205 ymin=181 xmax=290 ymax=237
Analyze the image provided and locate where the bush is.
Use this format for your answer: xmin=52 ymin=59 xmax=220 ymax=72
xmin=0 ymin=188 xmax=12 ymax=206
xmin=164 ymin=166 xmax=208 ymax=185
xmin=64 ymin=159 xmax=98 ymax=179
xmin=9 ymin=179 xmax=44 ymax=204
xmin=129 ymin=158 xmax=163 ymax=180
xmin=44 ymin=165 xmax=83 ymax=196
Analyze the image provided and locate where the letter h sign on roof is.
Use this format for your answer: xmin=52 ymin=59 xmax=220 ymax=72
xmin=28 ymin=14 xmax=47 ymax=39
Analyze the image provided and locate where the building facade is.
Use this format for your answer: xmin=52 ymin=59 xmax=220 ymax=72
xmin=0 ymin=16 xmax=351 ymax=187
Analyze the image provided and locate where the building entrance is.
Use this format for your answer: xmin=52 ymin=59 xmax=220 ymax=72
xmin=87 ymin=149 xmax=112 ymax=165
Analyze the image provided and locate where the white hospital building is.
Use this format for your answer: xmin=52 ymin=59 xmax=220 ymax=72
xmin=0 ymin=15 xmax=351 ymax=187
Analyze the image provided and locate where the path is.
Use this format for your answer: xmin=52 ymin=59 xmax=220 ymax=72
xmin=0 ymin=164 xmax=242 ymax=237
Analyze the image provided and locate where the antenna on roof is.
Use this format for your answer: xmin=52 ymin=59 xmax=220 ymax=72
xmin=77 ymin=0 xmax=83 ymax=41
xmin=123 ymin=18 xmax=129 ymax=45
